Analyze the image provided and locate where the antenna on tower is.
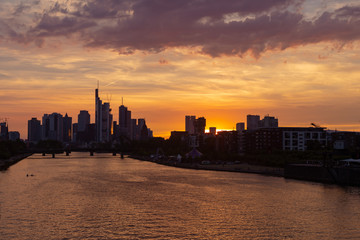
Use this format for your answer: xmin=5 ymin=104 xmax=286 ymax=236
xmin=122 ymin=97 xmax=123 ymax=106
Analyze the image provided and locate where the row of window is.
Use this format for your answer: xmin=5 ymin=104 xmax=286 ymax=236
xmin=284 ymin=132 xmax=326 ymax=139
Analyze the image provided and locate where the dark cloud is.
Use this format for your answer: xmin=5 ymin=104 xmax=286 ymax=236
xmin=5 ymin=0 xmax=360 ymax=57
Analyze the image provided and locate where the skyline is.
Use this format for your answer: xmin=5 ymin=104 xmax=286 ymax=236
xmin=1 ymin=0 xmax=360 ymax=138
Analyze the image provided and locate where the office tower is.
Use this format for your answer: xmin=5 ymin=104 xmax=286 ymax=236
xmin=28 ymin=117 xmax=41 ymax=142
xmin=63 ymin=113 xmax=72 ymax=142
xmin=209 ymin=127 xmax=216 ymax=135
xmin=194 ymin=117 xmax=206 ymax=135
xmin=42 ymin=113 xmax=63 ymax=141
xmin=0 ymin=121 xmax=9 ymax=140
xmin=259 ymin=115 xmax=278 ymax=128
xmin=236 ymin=122 xmax=245 ymax=132
xmin=138 ymin=118 xmax=149 ymax=140
xmin=95 ymin=87 xmax=102 ymax=142
xmin=185 ymin=116 xmax=196 ymax=134
xmin=78 ymin=110 xmax=90 ymax=132
xmin=247 ymin=115 xmax=260 ymax=131
xmin=102 ymin=102 xmax=113 ymax=142
xmin=72 ymin=123 xmax=78 ymax=142
xmin=131 ymin=119 xmax=137 ymax=140
xmin=95 ymin=87 xmax=113 ymax=142
xmin=119 ymin=104 xmax=131 ymax=138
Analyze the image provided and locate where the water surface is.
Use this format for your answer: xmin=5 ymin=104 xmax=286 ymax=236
xmin=1 ymin=152 xmax=360 ymax=239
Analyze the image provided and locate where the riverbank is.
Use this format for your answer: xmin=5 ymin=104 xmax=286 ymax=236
xmin=0 ymin=153 xmax=33 ymax=171
xmin=130 ymin=155 xmax=284 ymax=177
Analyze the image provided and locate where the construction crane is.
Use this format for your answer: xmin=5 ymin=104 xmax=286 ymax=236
xmin=0 ymin=117 xmax=9 ymax=124
xmin=311 ymin=123 xmax=327 ymax=129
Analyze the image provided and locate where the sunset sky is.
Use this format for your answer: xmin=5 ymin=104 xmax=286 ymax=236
xmin=1 ymin=0 xmax=360 ymax=138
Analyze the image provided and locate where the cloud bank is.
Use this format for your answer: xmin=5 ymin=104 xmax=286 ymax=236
xmin=1 ymin=0 xmax=360 ymax=57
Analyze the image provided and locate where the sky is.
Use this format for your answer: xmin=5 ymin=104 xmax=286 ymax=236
xmin=0 ymin=0 xmax=360 ymax=139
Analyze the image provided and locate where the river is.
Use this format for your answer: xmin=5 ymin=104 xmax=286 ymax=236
xmin=1 ymin=152 xmax=360 ymax=239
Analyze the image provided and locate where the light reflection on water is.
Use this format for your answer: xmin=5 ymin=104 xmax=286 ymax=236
xmin=1 ymin=152 xmax=360 ymax=239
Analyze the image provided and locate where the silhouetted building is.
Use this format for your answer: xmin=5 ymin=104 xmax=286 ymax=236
xmin=216 ymin=131 xmax=238 ymax=153
xmin=236 ymin=122 xmax=245 ymax=132
xmin=247 ymin=115 xmax=260 ymax=131
xmin=138 ymin=118 xmax=149 ymax=140
xmin=72 ymin=123 xmax=78 ymax=142
xmin=194 ymin=117 xmax=206 ymax=135
xmin=130 ymin=119 xmax=137 ymax=140
xmin=119 ymin=104 xmax=131 ymax=138
xmin=78 ymin=110 xmax=90 ymax=132
xmin=95 ymin=88 xmax=113 ymax=142
xmin=243 ymin=127 xmax=327 ymax=153
xmin=63 ymin=113 xmax=72 ymax=142
xmin=95 ymin=87 xmax=102 ymax=142
xmin=209 ymin=127 xmax=216 ymax=136
xmin=148 ymin=129 xmax=153 ymax=138
xmin=74 ymin=110 xmax=95 ymax=143
xmin=244 ymin=128 xmax=282 ymax=153
xmin=259 ymin=115 xmax=278 ymax=128
xmin=9 ymin=131 xmax=20 ymax=141
xmin=0 ymin=122 xmax=8 ymax=140
xmin=331 ymin=131 xmax=360 ymax=152
xmin=28 ymin=117 xmax=41 ymax=142
xmin=185 ymin=116 xmax=196 ymax=134
xmin=42 ymin=113 xmax=63 ymax=141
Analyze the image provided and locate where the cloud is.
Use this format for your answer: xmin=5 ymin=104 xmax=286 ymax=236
xmin=159 ymin=58 xmax=169 ymax=65
xmin=3 ymin=0 xmax=360 ymax=57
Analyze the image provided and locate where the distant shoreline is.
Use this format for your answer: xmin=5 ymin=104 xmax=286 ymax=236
xmin=0 ymin=153 xmax=33 ymax=171
xmin=130 ymin=155 xmax=284 ymax=177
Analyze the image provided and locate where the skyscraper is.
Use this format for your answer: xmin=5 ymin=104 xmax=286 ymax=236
xmin=95 ymin=87 xmax=113 ymax=142
xmin=63 ymin=113 xmax=72 ymax=142
xmin=78 ymin=110 xmax=90 ymax=132
xmin=119 ymin=104 xmax=131 ymax=138
xmin=95 ymin=87 xmax=102 ymax=142
xmin=42 ymin=113 xmax=63 ymax=141
xmin=28 ymin=117 xmax=41 ymax=142
xmin=0 ymin=121 xmax=9 ymax=140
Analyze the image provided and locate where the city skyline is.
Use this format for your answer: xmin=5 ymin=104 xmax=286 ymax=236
xmin=1 ymin=0 xmax=360 ymax=138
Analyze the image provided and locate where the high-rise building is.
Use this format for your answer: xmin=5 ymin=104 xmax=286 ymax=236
xmin=63 ymin=113 xmax=72 ymax=142
xmin=247 ymin=115 xmax=260 ymax=131
xmin=95 ymin=87 xmax=113 ymax=142
xmin=28 ymin=117 xmax=41 ymax=142
xmin=130 ymin=119 xmax=137 ymax=140
xmin=0 ymin=121 xmax=9 ymax=140
xmin=209 ymin=127 xmax=216 ymax=135
xmin=119 ymin=104 xmax=131 ymax=138
xmin=138 ymin=118 xmax=149 ymax=140
xmin=194 ymin=117 xmax=206 ymax=135
xmin=185 ymin=116 xmax=196 ymax=134
xmin=42 ymin=113 xmax=63 ymax=141
xmin=95 ymin=88 xmax=102 ymax=142
xmin=78 ymin=110 xmax=90 ymax=132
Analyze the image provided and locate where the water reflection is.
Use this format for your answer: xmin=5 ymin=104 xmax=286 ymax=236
xmin=1 ymin=152 xmax=360 ymax=239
